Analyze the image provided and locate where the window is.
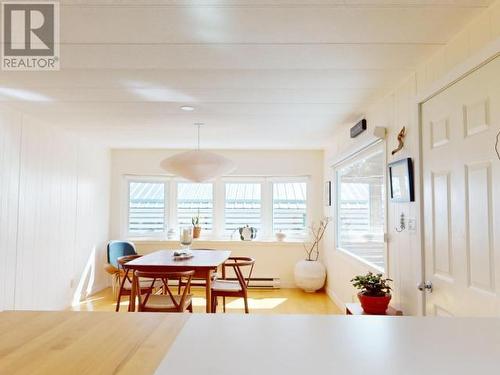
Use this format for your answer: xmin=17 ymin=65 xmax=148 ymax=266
xmin=224 ymin=183 xmax=262 ymax=236
xmin=128 ymin=181 xmax=166 ymax=235
xmin=124 ymin=177 xmax=309 ymax=240
xmin=272 ymin=182 xmax=307 ymax=237
xmin=335 ymin=142 xmax=385 ymax=270
xmin=177 ymin=183 xmax=213 ymax=231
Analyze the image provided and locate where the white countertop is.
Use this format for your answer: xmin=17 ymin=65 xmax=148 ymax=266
xmin=155 ymin=314 xmax=500 ymax=375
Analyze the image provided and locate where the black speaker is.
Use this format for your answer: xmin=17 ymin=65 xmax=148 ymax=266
xmin=350 ymin=119 xmax=367 ymax=138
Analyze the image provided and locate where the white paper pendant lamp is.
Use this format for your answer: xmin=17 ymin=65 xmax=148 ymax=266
xmin=159 ymin=124 xmax=236 ymax=182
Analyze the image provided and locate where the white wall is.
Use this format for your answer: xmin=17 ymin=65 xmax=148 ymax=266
xmin=0 ymin=107 xmax=22 ymax=311
xmin=133 ymin=239 xmax=308 ymax=288
xmin=110 ymin=149 xmax=324 ymax=287
xmin=323 ymin=1 xmax=500 ymax=315
xmin=0 ymin=104 xmax=110 ymax=310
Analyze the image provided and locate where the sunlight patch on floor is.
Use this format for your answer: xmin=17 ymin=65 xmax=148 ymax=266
xmin=192 ymin=297 xmax=287 ymax=310
xmin=225 ymin=298 xmax=287 ymax=310
xmin=76 ymin=296 xmax=105 ymax=305
xmin=70 ymin=287 xmax=342 ymax=314
xmin=71 ymin=246 xmax=97 ymax=307
xmin=192 ymin=297 xmax=208 ymax=307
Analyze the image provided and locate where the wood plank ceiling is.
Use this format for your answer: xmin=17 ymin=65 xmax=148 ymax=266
xmin=0 ymin=0 xmax=492 ymax=148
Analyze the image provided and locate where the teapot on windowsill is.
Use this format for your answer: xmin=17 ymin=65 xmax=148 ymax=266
xmin=238 ymin=225 xmax=257 ymax=241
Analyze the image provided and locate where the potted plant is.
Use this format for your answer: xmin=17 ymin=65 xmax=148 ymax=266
xmin=351 ymin=272 xmax=393 ymax=314
xmin=192 ymin=214 xmax=201 ymax=239
xmin=294 ymin=217 xmax=330 ymax=292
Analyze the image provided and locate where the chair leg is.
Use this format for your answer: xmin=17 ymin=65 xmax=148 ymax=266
xmin=115 ymin=291 xmax=122 ymax=312
xmin=188 ymin=302 xmax=193 ymax=313
xmin=111 ymin=275 xmax=117 ymax=301
xmin=223 ymin=296 xmax=226 ymax=313
xmin=211 ymin=295 xmax=217 ymax=313
xmin=244 ymin=296 xmax=249 ymax=314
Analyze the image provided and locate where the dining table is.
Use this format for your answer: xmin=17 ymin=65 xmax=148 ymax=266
xmin=125 ymin=249 xmax=231 ymax=313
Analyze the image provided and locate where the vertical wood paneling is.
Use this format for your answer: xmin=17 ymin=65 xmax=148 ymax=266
xmin=0 ymin=107 xmax=110 ymax=311
xmin=0 ymin=107 xmax=22 ymax=310
xmin=73 ymin=139 xmax=110 ymax=303
xmin=434 ymin=305 xmax=454 ymax=317
xmin=15 ymin=119 xmax=80 ymax=310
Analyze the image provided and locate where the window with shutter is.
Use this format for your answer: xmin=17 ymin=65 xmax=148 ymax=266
xmin=224 ymin=183 xmax=262 ymax=236
xmin=177 ymin=183 xmax=214 ymax=231
xmin=272 ymin=182 xmax=307 ymax=237
xmin=128 ymin=181 xmax=166 ymax=235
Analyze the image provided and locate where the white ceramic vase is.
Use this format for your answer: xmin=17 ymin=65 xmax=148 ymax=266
xmin=294 ymin=259 xmax=326 ymax=292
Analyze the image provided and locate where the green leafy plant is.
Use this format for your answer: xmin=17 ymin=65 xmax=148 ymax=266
xmin=192 ymin=209 xmax=201 ymax=228
xmin=351 ymin=272 xmax=392 ymax=297
xmin=191 ymin=215 xmax=200 ymax=228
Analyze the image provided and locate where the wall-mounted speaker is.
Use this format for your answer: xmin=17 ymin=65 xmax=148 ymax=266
xmin=350 ymin=119 xmax=367 ymax=138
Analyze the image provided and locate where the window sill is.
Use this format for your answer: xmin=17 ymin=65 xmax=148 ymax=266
xmin=127 ymin=237 xmax=307 ymax=247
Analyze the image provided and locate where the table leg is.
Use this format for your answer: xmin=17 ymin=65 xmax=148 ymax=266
xmin=129 ymin=272 xmax=137 ymax=312
xmin=205 ymin=270 xmax=212 ymax=313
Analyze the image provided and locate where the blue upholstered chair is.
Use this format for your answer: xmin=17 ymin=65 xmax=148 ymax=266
xmin=105 ymin=241 xmax=137 ymax=299
xmin=107 ymin=241 xmax=137 ymax=268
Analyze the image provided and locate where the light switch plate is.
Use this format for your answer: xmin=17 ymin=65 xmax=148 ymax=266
xmin=408 ymin=218 xmax=417 ymax=231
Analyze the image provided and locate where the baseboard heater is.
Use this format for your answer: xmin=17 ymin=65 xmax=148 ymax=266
xmin=186 ymin=277 xmax=280 ymax=289
xmin=226 ymin=277 xmax=281 ymax=289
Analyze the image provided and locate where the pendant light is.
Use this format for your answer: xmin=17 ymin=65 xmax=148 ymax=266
xmin=160 ymin=123 xmax=236 ymax=182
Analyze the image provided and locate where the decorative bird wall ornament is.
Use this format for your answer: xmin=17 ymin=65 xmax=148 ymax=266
xmin=392 ymin=126 xmax=406 ymax=155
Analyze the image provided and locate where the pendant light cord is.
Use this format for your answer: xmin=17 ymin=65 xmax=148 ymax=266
xmin=496 ymin=129 xmax=500 ymax=160
xmin=195 ymin=123 xmax=203 ymax=151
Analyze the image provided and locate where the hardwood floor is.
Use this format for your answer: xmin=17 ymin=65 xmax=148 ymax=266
xmin=72 ymin=287 xmax=342 ymax=314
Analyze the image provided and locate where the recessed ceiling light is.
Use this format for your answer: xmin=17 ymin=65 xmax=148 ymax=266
xmin=180 ymin=105 xmax=195 ymax=111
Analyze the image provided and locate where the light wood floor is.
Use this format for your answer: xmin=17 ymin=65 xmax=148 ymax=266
xmin=72 ymin=287 xmax=342 ymax=315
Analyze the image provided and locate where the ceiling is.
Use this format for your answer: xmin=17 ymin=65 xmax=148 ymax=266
xmin=0 ymin=0 xmax=492 ymax=149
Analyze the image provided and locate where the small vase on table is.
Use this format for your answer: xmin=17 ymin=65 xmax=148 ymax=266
xmin=180 ymin=226 xmax=193 ymax=252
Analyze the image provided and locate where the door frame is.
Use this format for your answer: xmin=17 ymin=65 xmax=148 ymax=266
xmin=416 ymin=38 xmax=500 ymax=315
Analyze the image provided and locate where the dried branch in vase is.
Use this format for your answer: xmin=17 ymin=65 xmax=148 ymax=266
xmin=303 ymin=217 xmax=331 ymax=261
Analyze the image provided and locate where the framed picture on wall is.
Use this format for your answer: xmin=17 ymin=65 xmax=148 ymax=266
xmin=324 ymin=181 xmax=332 ymax=206
xmin=388 ymin=158 xmax=415 ymax=202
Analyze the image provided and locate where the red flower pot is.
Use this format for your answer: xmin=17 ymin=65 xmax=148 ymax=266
xmin=358 ymin=292 xmax=392 ymax=315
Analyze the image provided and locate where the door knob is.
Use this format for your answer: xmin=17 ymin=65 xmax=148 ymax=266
xmin=418 ymin=281 xmax=433 ymax=293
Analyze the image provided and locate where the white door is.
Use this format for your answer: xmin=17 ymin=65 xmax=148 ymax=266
xmin=422 ymin=56 xmax=500 ymax=316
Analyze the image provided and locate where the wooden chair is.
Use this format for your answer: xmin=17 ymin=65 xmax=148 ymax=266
xmin=211 ymin=257 xmax=255 ymax=314
xmin=104 ymin=264 xmax=121 ymax=300
xmin=177 ymin=248 xmax=218 ymax=294
xmin=135 ymin=270 xmax=194 ymax=313
xmin=115 ymin=255 xmax=156 ymax=312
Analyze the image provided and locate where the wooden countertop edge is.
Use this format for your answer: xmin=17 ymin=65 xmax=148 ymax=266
xmin=117 ymin=313 xmax=189 ymax=375
xmin=0 ymin=311 xmax=189 ymax=375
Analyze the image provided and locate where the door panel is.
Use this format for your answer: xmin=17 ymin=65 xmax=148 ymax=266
xmin=431 ymin=172 xmax=452 ymax=278
xmin=465 ymin=162 xmax=494 ymax=292
xmin=463 ymin=97 xmax=490 ymax=137
xmin=422 ymin=56 xmax=500 ymax=316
